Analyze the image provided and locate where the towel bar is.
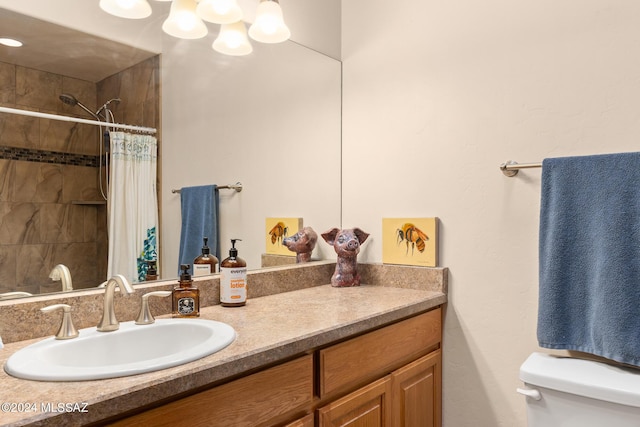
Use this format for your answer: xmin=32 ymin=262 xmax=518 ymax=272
xmin=172 ymin=182 xmax=243 ymax=193
xmin=500 ymin=160 xmax=542 ymax=177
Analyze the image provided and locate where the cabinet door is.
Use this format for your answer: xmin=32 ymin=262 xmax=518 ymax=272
xmin=391 ymin=350 xmax=441 ymax=427
xmin=317 ymin=376 xmax=392 ymax=427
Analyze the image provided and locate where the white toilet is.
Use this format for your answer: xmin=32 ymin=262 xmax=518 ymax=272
xmin=518 ymin=352 xmax=640 ymax=426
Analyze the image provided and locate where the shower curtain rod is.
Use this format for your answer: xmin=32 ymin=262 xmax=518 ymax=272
xmin=0 ymin=106 xmax=157 ymax=134
xmin=499 ymin=160 xmax=542 ymax=177
xmin=172 ymin=182 xmax=243 ymax=193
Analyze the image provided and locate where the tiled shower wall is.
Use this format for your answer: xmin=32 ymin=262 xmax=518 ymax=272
xmin=0 ymin=55 xmax=160 ymax=295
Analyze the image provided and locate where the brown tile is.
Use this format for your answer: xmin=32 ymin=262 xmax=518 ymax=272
xmin=0 ymin=202 xmax=37 ymax=244
xmin=40 ymin=119 xmax=99 ymax=155
xmin=15 ymin=243 xmax=52 ymax=289
xmin=0 ymin=159 xmax=15 ymax=202
xmin=52 ymin=242 xmax=101 ymax=289
xmin=0 ymin=111 xmax=39 ymax=148
xmin=38 ymin=203 xmax=85 ymax=243
xmin=13 ymin=162 xmax=62 ymax=203
xmin=0 ymin=61 xmax=15 ymax=105
xmin=0 ymin=245 xmax=17 ymax=292
xmin=15 ymin=66 xmax=62 ymax=111
xmin=59 ymin=77 xmax=97 ymax=115
xmin=62 ymin=164 xmax=101 ymax=202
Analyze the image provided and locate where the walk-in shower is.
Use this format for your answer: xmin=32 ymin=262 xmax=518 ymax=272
xmin=58 ymin=93 xmax=121 ymax=200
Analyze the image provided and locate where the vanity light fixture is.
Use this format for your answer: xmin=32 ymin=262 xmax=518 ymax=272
xmin=196 ymin=0 xmax=243 ymax=24
xmin=248 ymin=0 xmax=290 ymax=44
xmin=99 ymin=0 xmax=152 ymax=19
xmin=212 ymin=21 xmax=252 ymax=56
xmin=162 ymin=0 xmax=208 ymax=39
xmin=0 ymin=38 xmax=23 ymax=47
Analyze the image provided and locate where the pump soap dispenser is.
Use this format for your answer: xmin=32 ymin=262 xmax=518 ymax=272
xmin=193 ymin=237 xmax=218 ymax=276
xmin=172 ymin=264 xmax=200 ymax=318
xmin=220 ymin=239 xmax=247 ymax=307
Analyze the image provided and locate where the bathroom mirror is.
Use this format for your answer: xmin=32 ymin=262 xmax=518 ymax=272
xmin=0 ymin=1 xmax=341 ymax=298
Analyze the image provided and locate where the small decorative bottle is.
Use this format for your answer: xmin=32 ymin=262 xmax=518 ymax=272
xmin=145 ymin=260 xmax=158 ymax=281
xmin=193 ymin=237 xmax=218 ymax=276
xmin=172 ymin=264 xmax=200 ymax=318
xmin=220 ymin=239 xmax=247 ymax=307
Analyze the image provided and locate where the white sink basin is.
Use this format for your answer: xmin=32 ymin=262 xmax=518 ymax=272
xmin=4 ymin=318 xmax=236 ymax=381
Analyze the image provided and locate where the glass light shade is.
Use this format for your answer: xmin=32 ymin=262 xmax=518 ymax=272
xmin=248 ymin=0 xmax=290 ymax=44
xmin=196 ymin=0 xmax=243 ymax=24
xmin=0 ymin=38 xmax=23 ymax=47
xmin=213 ymin=21 xmax=252 ymax=56
xmin=162 ymin=0 xmax=208 ymax=39
xmin=99 ymin=0 xmax=152 ymax=19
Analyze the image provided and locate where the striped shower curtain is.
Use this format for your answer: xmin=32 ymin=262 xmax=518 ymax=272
xmin=107 ymin=131 xmax=158 ymax=283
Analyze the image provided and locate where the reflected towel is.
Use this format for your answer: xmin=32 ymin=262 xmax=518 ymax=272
xmin=178 ymin=185 xmax=220 ymax=275
xmin=538 ymin=152 xmax=640 ymax=367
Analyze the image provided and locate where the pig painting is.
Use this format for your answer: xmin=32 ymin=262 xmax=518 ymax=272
xmin=283 ymin=227 xmax=318 ymax=263
xmin=321 ymin=227 xmax=369 ymax=287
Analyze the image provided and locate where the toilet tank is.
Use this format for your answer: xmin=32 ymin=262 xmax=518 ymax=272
xmin=518 ymin=352 xmax=640 ymax=427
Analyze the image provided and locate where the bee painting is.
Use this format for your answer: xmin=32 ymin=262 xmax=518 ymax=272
xmin=396 ymin=223 xmax=429 ymax=255
xmin=383 ymin=217 xmax=438 ymax=267
xmin=265 ymin=218 xmax=303 ymax=256
xmin=268 ymin=222 xmax=288 ymax=246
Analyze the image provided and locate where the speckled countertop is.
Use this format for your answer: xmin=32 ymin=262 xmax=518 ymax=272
xmin=0 ymin=266 xmax=447 ymax=426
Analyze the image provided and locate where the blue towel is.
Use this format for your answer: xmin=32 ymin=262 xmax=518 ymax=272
xmin=538 ymin=152 xmax=640 ymax=367
xmin=178 ymin=185 xmax=220 ymax=275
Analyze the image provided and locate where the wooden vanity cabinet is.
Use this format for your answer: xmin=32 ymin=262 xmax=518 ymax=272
xmin=112 ymin=355 xmax=314 ymax=427
xmin=113 ymin=307 xmax=442 ymax=427
xmin=317 ymin=308 xmax=442 ymax=427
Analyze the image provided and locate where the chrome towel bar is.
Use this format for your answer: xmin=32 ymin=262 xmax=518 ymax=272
xmin=500 ymin=160 xmax=542 ymax=177
xmin=171 ymin=182 xmax=243 ymax=193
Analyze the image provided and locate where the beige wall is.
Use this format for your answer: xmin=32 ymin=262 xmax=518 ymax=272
xmin=341 ymin=1 xmax=640 ymax=425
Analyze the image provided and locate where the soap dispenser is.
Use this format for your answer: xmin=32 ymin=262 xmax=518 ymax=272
xmin=145 ymin=260 xmax=158 ymax=281
xmin=220 ymin=239 xmax=247 ymax=307
xmin=172 ymin=264 xmax=200 ymax=318
xmin=193 ymin=237 xmax=218 ymax=276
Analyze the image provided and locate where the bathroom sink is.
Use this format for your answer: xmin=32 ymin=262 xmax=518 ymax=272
xmin=4 ymin=318 xmax=236 ymax=381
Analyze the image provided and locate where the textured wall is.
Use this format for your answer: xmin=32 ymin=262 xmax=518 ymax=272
xmin=341 ymin=1 xmax=640 ymax=425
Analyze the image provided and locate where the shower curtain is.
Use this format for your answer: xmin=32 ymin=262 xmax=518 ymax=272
xmin=107 ymin=131 xmax=158 ymax=283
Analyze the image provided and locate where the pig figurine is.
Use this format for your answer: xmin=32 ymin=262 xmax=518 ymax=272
xmin=321 ymin=227 xmax=369 ymax=287
xmin=283 ymin=227 xmax=318 ymax=263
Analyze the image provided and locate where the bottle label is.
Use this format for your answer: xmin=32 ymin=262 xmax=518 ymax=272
xmin=177 ymin=297 xmax=196 ymax=315
xmin=220 ymin=267 xmax=247 ymax=303
xmin=193 ymin=264 xmax=212 ymax=276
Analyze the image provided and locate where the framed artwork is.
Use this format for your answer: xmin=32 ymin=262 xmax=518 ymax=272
xmin=382 ymin=217 xmax=439 ymax=267
xmin=265 ymin=217 xmax=303 ymax=256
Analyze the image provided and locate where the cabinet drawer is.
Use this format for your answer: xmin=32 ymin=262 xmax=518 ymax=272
xmin=117 ymin=355 xmax=313 ymax=427
xmin=319 ymin=308 xmax=441 ymax=398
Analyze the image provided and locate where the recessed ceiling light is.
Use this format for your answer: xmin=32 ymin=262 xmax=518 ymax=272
xmin=0 ymin=38 xmax=23 ymax=47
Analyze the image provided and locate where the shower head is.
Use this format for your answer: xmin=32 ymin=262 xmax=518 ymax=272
xmin=59 ymin=93 xmax=78 ymax=106
xmin=59 ymin=93 xmax=100 ymax=120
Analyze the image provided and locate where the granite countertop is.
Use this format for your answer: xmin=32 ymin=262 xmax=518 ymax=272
xmin=0 ymin=283 xmax=446 ymax=426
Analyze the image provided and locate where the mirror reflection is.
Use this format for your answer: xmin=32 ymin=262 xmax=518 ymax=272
xmin=0 ymin=1 xmax=341 ymax=299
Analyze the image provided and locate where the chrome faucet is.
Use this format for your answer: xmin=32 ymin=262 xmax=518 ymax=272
xmin=97 ymin=274 xmax=134 ymax=332
xmin=49 ymin=264 xmax=73 ymax=292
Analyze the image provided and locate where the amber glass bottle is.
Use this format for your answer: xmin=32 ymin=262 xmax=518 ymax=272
xmin=172 ymin=264 xmax=200 ymax=317
xmin=193 ymin=237 xmax=218 ymax=276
